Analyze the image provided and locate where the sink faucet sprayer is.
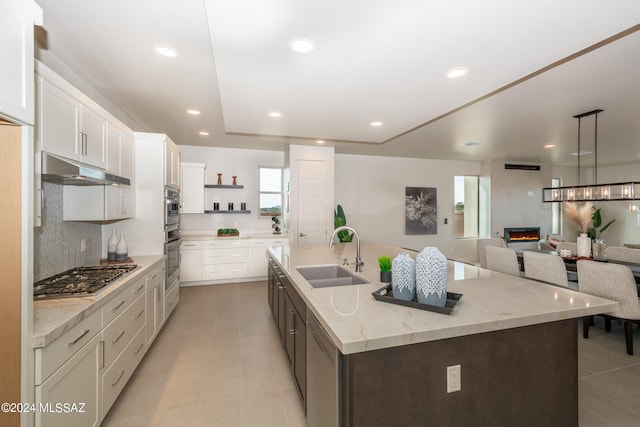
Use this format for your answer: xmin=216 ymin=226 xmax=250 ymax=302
xmin=329 ymin=226 xmax=364 ymax=272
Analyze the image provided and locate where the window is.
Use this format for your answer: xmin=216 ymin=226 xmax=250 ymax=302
xmin=551 ymin=178 xmax=562 ymax=235
xmin=454 ymin=176 xmax=479 ymax=238
xmin=259 ymin=167 xmax=282 ymax=216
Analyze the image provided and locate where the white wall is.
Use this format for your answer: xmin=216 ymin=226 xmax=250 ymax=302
xmin=179 ymin=145 xmax=284 ymax=234
xmin=335 ymin=153 xmax=481 ymax=262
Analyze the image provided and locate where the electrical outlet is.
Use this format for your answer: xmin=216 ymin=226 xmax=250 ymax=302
xmin=80 ymin=239 xmax=86 ymax=253
xmin=447 ymin=364 xmax=461 ymax=393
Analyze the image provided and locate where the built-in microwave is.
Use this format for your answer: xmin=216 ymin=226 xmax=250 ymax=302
xmin=165 ymin=187 xmax=180 ymax=227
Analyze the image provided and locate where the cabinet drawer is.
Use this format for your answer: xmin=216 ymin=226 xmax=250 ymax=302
xmin=102 ymin=327 xmax=146 ymax=417
xmin=35 ymin=307 xmax=102 ymax=385
xmin=165 ymin=283 xmax=180 ymax=317
xmin=203 ymin=239 xmax=247 ymax=249
xmin=202 ymin=262 xmax=248 ymax=280
xmin=202 ymin=248 xmax=249 ymax=264
xmin=147 ymin=263 xmax=165 ymax=284
xmin=103 ymin=293 xmax=146 ymax=369
xmin=102 ymin=275 xmax=146 ymax=326
xmin=181 ymin=240 xmax=202 ymax=250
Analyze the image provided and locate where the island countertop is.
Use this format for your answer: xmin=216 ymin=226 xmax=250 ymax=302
xmin=268 ymin=241 xmax=618 ymax=355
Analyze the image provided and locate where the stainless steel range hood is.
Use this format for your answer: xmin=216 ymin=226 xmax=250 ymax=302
xmin=41 ymin=152 xmax=130 ymax=186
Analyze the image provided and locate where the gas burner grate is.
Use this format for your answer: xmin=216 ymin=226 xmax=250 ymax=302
xmin=34 ymin=265 xmax=138 ymax=300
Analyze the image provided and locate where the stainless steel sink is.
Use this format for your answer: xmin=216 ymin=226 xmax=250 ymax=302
xmin=296 ymin=265 xmax=368 ymax=288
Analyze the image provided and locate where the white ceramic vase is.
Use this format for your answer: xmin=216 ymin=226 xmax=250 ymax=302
xmin=108 ymin=229 xmax=118 ymax=261
xmin=116 ymin=233 xmax=128 ymax=261
xmin=415 ymin=247 xmax=448 ymax=307
xmin=577 ymin=233 xmax=591 ymax=257
xmin=391 ymin=253 xmax=415 ymax=301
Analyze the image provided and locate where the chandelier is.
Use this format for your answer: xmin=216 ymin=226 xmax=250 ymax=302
xmin=542 ymin=109 xmax=640 ymax=202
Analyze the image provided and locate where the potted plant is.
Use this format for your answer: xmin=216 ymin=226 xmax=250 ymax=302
xmin=378 ymin=256 xmax=392 ymax=283
xmin=588 ymin=208 xmax=615 ymax=260
xmin=334 ymin=204 xmax=354 ymax=242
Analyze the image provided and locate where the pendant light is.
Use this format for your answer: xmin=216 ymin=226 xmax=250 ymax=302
xmin=542 ymin=109 xmax=640 ymax=202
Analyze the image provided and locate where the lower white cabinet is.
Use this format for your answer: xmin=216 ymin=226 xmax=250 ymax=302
xmin=180 ymin=237 xmax=287 ymax=284
xmin=35 ymin=333 xmax=101 ymax=427
xmin=165 ymin=279 xmax=180 ymax=318
xmin=34 ymin=258 xmax=172 ymax=426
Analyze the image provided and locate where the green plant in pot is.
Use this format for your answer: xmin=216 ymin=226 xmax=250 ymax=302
xmin=334 ymin=204 xmax=354 ymax=242
xmin=378 ymin=256 xmax=392 ymax=283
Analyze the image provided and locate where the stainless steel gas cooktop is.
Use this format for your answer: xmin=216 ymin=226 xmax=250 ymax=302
xmin=34 ymin=265 xmax=138 ymax=300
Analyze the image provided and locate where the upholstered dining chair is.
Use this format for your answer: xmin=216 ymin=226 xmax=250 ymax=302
xmin=605 ymin=246 xmax=640 ymax=264
xmin=577 ymin=260 xmax=640 ymax=355
xmin=555 ymin=241 xmax=577 ymax=256
xmin=477 ymin=238 xmax=507 ymax=268
xmin=523 ymin=251 xmax=569 ymax=287
xmin=484 ymin=246 xmax=520 ymax=277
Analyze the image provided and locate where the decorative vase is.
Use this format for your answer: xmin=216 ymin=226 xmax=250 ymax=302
xmin=592 ymin=239 xmax=606 ymax=261
xmin=232 ymin=176 xmax=237 ymax=185
xmin=107 ymin=228 xmax=118 ymax=261
xmin=380 ymin=271 xmax=392 ymax=283
xmin=415 ymin=247 xmax=448 ymax=307
xmin=217 ymin=173 xmax=222 ymax=185
xmin=391 ymin=254 xmax=415 ymax=301
xmin=116 ymin=233 xmax=128 ymax=261
xmin=577 ymin=233 xmax=591 ymax=257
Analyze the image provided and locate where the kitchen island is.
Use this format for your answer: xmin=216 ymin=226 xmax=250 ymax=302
xmin=268 ymin=241 xmax=617 ymax=427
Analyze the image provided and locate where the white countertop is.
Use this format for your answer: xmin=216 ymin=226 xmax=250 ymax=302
xmin=181 ymin=231 xmax=287 ymax=241
xmin=32 ymin=255 xmax=165 ymax=348
xmin=269 ymin=241 xmax=619 ymax=355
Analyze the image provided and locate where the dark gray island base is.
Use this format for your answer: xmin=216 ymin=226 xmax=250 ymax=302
xmin=341 ymin=319 xmax=577 ymax=427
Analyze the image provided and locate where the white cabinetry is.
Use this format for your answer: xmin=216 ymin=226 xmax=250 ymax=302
xmin=105 ymin=123 xmax=135 ymax=220
xmin=180 ymin=241 xmax=203 ymax=282
xmin=145 ymin=263 xmax=165 ymax=347
xmin=165 ymin=141 xmax=181 ymax=189
xmin=181 ymin=162 xmax=205 ymax=213
xmin=38 ymin=77 xmax=106 ymax=169
xmin=180 ymin=238 xmax=287 ymax=285
xmin=0 ymin=0 xmax=39 ymax=124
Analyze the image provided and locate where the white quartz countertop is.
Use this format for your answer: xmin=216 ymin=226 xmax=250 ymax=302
xmin=268 ymin=242 xmax=619 ymax=355
xmin=181 ymin=231 xmax=287 ymax=241
xmin=32 ymin=255 xmax=165 ymax=348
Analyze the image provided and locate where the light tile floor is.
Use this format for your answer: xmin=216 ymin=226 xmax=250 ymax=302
xmin=102 ymin=281 xmax=640 ymax=427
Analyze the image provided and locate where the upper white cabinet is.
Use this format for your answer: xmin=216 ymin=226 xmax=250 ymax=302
xmin=165 ymin=141 xmax=180 ymax=189
xmin=38 ymin=76 xmax=106 ymax=169
xmin=181 ymin=162 xmax=205 ymax=213
xmin=0 ymin=0 xmax=40 ymax=124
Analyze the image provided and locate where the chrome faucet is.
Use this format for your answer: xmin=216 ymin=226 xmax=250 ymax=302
xmin=329 ymin=226 xmax=364 ymax=272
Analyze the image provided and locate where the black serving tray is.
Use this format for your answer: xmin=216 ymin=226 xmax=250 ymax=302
xmin=372 ymin=284 xmax=462 ymax=315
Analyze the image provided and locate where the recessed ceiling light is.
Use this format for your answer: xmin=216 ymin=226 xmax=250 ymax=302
xmin=199 ymin=131 xmax=209 ymax=136
xmin=316 ymin=140 xmax=325 ymax=144
xmin=446 ymin=67 xmax=468 ymax=79
xmin=187 ymin=109 xmax=201 ymax=115
xmin=289 ymin=38 xmax=315 ymax=53
xmin=571 ymin=151 xmax=592 ymax=156
xmin=154 ymin=45 xmax=177 ymax=57
xmin=268 ymin=111 xmax=282 ymax=118
xmin=544 ymin=144 xmax=555 ymax=149
xmin=370 ymin=121 xmax=383 ymax=127
xmin=463 ymin=141 xmax=480 ymax=147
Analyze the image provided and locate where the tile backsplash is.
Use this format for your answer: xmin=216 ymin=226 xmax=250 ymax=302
xmin=34 ymin=182 xmax=102 ymax=281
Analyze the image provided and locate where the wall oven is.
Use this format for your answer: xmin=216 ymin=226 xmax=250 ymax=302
xmin=165 ymin=186 xmax=181 ymax=290
xmin=164 ymin=231 xmax=180 ymax=290
xmin=165 ymin=187 xmax=180 ymax=227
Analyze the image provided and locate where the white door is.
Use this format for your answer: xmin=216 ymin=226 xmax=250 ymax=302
xmin=296 ymin=160 xmax=327 ymax=248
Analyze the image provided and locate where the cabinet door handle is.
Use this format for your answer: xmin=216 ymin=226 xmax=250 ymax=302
xmin=288 ymin=309 xmax=297 ymax=334
xmin=134 ymin=343 xmax=145 ymax=355
xmin=68 ymin=329 xmax=90 ymax=346
xmin=111 ymin=370 xmax=125 ymax=386
xmin=111 ymin=300 xmax=126 ymax=312
xmin=112 ymin=330 xmax=126 ymax=344
xmin=299 ymin=233 xmax=306 ymax=237
xmin=133 ymin=284 xmax=145 ymax=294
xmin=99 ymin=340 xmax=105 ymax=369
xmin=134 ymin=309 xmax=145 ymax=320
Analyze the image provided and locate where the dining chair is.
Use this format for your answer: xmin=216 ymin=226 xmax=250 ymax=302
xmin=577 ymin=260 xmax=640 ymax=355
xmin=484 ymin=246 xmax=520 ymax=277
xmin=555 ymin=241 xmax=577 ymax=256
xmin=605 ymin=246 xmax=640 ymax=264
xmin=477 ymin=238 xmax=507 ymax=268
xmin=523 ymin=251 xmax=569 ymax=287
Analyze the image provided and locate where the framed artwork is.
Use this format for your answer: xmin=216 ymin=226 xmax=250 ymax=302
xmin=405 ymin=187 xmax=437 ymax=235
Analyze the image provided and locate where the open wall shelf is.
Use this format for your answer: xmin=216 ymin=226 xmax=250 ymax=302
xmin=204 ymin=210 xmax=251 ymax=214
xmin=205 ymin=184 xmax=244 ymax=189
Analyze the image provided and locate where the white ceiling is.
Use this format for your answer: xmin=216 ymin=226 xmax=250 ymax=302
xmin=35 ymin=0 xmax=640 ymax=166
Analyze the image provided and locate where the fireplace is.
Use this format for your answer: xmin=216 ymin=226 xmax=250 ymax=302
xmin=504 ymin=227 xmax=540 ymax=243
